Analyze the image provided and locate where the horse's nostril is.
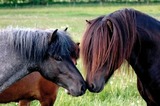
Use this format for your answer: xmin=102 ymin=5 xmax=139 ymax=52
xmin=91 ymin=83 xmax=95 ymax=89
xmin=81 ymin=84 xmax=86 ymax=93
xmin=87 ymin=83 xmax=97 ymax=92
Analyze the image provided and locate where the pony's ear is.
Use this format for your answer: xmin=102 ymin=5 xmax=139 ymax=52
xmin=50 ymin=29 xmax=58 ymax=42
xmin=86 ymin=20 xmax=91 ymax=24
xmin=76 ymin=42 xmax=80 ymax=46
xmin=107 ymin=20 xmax=113 ymax=33
xmin=64 ymin=27 xmax=68 ymax=31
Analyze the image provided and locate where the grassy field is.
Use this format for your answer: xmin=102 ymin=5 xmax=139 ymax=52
xmin=0 ymin=3 xmax=160 ymax=106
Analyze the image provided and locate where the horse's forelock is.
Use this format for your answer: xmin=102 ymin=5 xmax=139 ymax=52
xmin=81 ymin=16 xmax=112 ymax=76
xmin=49 ymin=30 xmax=76 ymax=57
xmin=81 ymin=9 xmax=137 ymax=77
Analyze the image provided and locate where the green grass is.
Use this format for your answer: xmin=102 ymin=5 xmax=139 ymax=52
xmin=0 ymin=4 xmax=160 ymax=106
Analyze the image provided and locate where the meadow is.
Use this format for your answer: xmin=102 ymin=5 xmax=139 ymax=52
xmin=0 ymin=3 xmax=160 ymax=106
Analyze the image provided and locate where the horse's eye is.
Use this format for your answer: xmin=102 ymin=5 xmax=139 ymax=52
xmin=54 ymin=56 xmax=62 ymax=61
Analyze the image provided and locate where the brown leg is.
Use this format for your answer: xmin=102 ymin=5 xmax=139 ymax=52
xmin=19 ymin=100 xmax=31 ymax=106
xmin=40 ymin=98 xmax=54 ymax=106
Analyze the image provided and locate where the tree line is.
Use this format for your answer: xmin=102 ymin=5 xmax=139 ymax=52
xmin=0 ymin=0 xmax=159 ymax=6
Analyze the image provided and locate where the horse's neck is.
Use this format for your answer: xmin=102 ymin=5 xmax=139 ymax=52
xmin=0 ymin=36 xmax=21 ymax=74
xmin=0 ymin=65 xmax=29 ymax=93
xmin=136 ymin=11 xmax=160 ymax=36
xmin=0 ymin=53 xmax=29 ymax=93
xmin=0 ymin=35 xmax=29 ymax=93
xmin=128 ymin=17 xmax=160 ymax=83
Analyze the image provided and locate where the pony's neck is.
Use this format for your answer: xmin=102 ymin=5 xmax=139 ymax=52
xmin=0 ymin=61 xmax=29 ymax=93
xmin=128 ymin=11 xmax=160 ymax=83
xmin=136 ymin=10 xmax=160 ymax=36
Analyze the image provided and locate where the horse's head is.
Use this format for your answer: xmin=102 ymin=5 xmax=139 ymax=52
xmin=81 ymin=17 xmax=112 ymax=93
xmin=39 ymin=29 xmax=86 ymax=96
xmin=81 ymin=15 xmax=130 ymax=93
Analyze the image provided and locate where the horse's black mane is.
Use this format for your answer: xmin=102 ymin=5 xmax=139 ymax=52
xmin=2 ymin=27 xmax=75 ymax=62
xmin=47 ymin=30 xmax=76 ymax=58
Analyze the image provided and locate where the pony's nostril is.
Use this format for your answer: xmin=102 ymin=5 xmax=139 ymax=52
xmin=81 ymin=85 xmax=86 ymax=93
xmin=91 ymin=83 xmax=95 ymax=89
xmin=87 ymin=83 xmax=97 ymax=92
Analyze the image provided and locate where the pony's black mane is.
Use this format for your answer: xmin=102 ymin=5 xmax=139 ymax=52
xmin=2 ymin=27 xmax=75 ymax=62
xmin=48 ymin=30 xmax=76 ymax=58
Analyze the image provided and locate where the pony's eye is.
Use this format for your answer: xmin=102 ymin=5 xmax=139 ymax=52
xmin=54 ymin=56 xmax=62 ymax=61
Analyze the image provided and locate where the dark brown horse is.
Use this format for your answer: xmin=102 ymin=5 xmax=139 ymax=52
xmin=0 ymin=42 xmax=80 ymax=106
xmin=81 ymin=8 xmax=160 ymax=106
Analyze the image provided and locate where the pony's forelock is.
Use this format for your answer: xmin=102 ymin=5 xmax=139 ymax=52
xmin=48 ymin=30 xmax=76 ymax=57
xmin=81 ymin=9 xmax=137 ymax=78
xmin=81 ymin=17 xmax=118 ymax=77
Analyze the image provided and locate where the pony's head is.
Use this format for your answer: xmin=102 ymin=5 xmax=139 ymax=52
xmin=40 ymin=29 xmax=86 ymax=96
xmin=8 ymin=27 xmax=86 ymax=96
xmin=81 ymin=9 xmax=136 ymax=93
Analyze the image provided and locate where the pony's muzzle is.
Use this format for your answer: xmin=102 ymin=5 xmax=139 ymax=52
xmin=80 ymin=83 xmax=87 ymax=95
xmin=68 ymin=82 xmax=86 ymax=97
xmin=76 ymin=81 xmax=87 ymax=96
xmin=87 ymin=81 xmax=104 ymax=93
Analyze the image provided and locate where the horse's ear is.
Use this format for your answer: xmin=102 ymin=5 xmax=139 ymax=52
xmin=107 ymin=20 xmax=113 ymax=33
xmin=86 ymin=20 xmax=91 ymax=24
xmin=64 ymin=27 xmax=68 ymax=31
xmin=76 ymin=42 xmax=80 ymax=46
xmin=51 ymin=29 xmax=58 ymax=42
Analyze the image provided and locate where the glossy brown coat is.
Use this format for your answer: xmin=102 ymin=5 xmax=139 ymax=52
xmin=0 ymin=72 xmax=59 ymax=106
